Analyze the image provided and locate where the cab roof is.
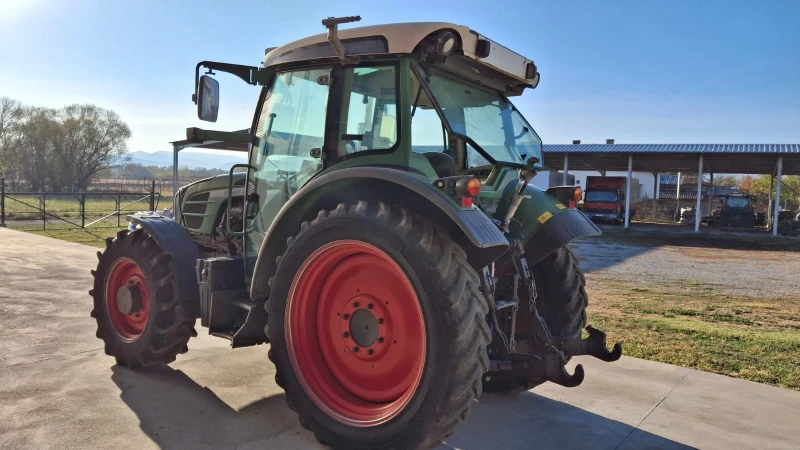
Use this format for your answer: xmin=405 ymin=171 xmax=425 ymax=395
xmin=262 ymin=22 xmax=539 ymax=95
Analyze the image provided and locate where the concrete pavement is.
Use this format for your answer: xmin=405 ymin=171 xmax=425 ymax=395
xmin=1 ymin=227 xmax=799 ymax=450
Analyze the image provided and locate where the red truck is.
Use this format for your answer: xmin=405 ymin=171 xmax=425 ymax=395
xmin=582 ymin=176 xmax=639 ymax=224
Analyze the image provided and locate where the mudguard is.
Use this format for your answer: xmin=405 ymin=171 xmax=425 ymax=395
xmin=249 ymin=166 xmax=509 ymax=301
xmin=494 ymin=181 xmax=601 ymax=266
xmin=127 ymin=214 xmax=202 ymax=319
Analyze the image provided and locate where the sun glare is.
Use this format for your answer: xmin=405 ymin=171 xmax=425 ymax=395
xmin=0 ymin=0 xmax=41 ymax=20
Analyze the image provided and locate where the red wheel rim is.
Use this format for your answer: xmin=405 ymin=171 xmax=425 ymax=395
xmin=286 ymin=240 xmax=426 ymax=427
xmin=105 ymin=257 xmax=150 ymax=342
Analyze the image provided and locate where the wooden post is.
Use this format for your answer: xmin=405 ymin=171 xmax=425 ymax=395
xmin=117 ymin=194 xmax=121 ymax=227
xmin=42 ymin=192 xmax=46 ymax=231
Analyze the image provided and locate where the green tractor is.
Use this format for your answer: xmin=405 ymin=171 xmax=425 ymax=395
xmin=91 ymin=17 xmax=621 ymax=449
xmin=708 ymin=193 xmax=757 ymax=228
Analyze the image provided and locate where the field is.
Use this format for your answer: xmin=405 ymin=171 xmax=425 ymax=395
xmin=2 ymin=192 xmax=172 ymax=227
xmin=12 ymin=223 xmax=800 ymax=390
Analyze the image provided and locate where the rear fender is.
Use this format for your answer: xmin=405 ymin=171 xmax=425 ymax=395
xmin=494 ymin=181 xmax=600 ymax=266
xmin=249 ymin=167 xmax=509 ymax=300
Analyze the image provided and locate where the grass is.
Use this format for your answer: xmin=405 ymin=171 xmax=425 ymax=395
xmin=587 ymin=276 xmax=800 ymax=390
xmin=15 ymin=226 xmax=128 ymax=248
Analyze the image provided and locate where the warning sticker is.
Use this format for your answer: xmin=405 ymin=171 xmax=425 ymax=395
xmin=555 ymin=203 xmax=567 ymax=210
xmin=538 ymin=211 xmax=553 ymax=224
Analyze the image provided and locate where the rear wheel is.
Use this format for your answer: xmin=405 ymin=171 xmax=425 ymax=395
xmin=483 ymin=246 xmax=588 ymax=393
xmin=267 ymin=201 xmax=491 ymax=449
xmin=90 ymin=229 xmax=196 ymax=368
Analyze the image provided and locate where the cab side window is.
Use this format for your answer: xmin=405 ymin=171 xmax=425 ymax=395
xmin=341 ymin=66 xmax=398 ymax=155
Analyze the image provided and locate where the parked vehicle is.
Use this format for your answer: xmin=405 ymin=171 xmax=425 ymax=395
xmin=582 ymin=176 xmax=639 ymax=224
xmin=708 ymin=194 xmax=756 ymax=227
xmin=88 ymin=18 xmax=620 ymax=449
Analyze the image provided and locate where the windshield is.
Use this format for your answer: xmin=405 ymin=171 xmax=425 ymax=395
xmin=424 ymin=71 xmax=542 ymax=167
xmin=725 ymin=196 xmax=751 ymax=208
xmin=585 ymin=190 xmax=618 ymax=203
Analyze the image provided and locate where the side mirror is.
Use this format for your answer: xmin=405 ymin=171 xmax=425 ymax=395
xmin=197 ymin=75 xmax=219 ymax=122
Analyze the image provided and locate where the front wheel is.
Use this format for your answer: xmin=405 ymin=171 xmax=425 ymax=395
xmin=267 ymin=202 xmax=491 ymax=449
xmin=90 ymin=229 xmax=197 ymax=368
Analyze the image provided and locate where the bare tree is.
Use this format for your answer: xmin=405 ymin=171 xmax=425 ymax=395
xmin=59 ymin=104 xmax=131 ymax=191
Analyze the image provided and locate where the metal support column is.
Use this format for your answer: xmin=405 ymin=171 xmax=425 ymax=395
xmin=624 ymin=154 xmax=633 ymax=228
xmin=655 ymin=172 xmax=661 ymax=199
xmin=768 ymin=175 xmax=774 ymax=227
xmin=562 ymin=154 xmax=569 ymax=185
xmin=173 ymin=145 xmax=179 ymax=197
xmin=707 ymin=173 xmax=714 ymax=219
xmin=772 ymin=156 xmax=784 ymax=236
xmin=694 ymin=155 xmax=703 ymax=233
xmin=674 ymin=172 xmax=681 ymax=222
xmin=0 ymin=177 xmax=5 ymax=227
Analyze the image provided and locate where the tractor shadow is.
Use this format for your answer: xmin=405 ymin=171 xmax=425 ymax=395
xmin=110 ymin=365 xmax=322 ymax=450
xmin=112 ymin=365 xmax=694 ymax=450
xmin=447 ymin=391 xmax=697 ymax=450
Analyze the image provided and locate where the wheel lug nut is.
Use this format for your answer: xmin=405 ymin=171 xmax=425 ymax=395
xmin=377 ymin=337 xmax=384 ymax=344
xmin=367 ymin=349 xmax=374 ymax=355
xmin=377 ymin=318 xmax=384 ymax=324
xmin=367 ymin=303 xmax=373 ymax=309
xmin=353 ymin=346 xmax=360 ymax=353
xmin=343 ymin=332 xmax=349 ymax=338
xmin=352 ymin=301 xmax=360 ymax=308
xmin=343 ymin=313 xmax=350 ymax=320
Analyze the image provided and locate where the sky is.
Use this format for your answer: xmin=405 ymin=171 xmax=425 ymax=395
xmin=1 ymin=0 xmax=799 ymax=155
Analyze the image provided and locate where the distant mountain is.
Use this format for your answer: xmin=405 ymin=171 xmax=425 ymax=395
xmin=125 ymin=151 xmax=247 ymax=170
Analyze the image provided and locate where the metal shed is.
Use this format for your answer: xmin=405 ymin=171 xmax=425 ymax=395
xmin=543 ymin=143 xmax=800 ymax=236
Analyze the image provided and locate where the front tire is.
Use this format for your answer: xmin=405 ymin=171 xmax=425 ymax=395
xmin=90 ymin=229 xmax=196 ymax=368
xmin=267 ymin=202 xmax=491 ymax=449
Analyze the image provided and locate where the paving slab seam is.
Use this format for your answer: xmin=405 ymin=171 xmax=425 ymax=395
xmin=0 ymin=347 xmax=103 ymax=370
xmin=614 ymin=369 xmax=691 ymax=449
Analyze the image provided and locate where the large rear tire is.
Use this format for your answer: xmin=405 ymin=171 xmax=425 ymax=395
xmin=90 ymin=229 xmax=197 ymax=368
xmin=483 ymin=246 xmax=588 ymax=393
xmin=267 ymin=201 xmax=491 ymax=449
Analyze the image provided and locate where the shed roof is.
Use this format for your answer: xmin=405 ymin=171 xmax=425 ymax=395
xmin=544 ymin=144 xmax=800 ymax=154
xmin=543 ymin=144 xmax=800 ymax=175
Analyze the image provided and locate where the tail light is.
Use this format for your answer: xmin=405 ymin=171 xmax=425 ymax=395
xmin=433 ymin=176 xmax=481 ymax=208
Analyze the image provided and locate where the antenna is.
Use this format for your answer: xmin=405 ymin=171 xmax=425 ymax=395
xmin=321 ymin=16 xmax=362 ymax=61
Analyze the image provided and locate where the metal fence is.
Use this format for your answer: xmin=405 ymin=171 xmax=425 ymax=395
xmin=0 ymin=177 xmax=165 ymax=230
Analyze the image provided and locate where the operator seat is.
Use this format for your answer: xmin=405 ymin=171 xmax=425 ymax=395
xmin=423 ymin=151 xmax=455 ymax=178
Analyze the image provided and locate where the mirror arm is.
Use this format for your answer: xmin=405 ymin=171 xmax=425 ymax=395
xmin=193 ymin=61 xmax=260 ymax=103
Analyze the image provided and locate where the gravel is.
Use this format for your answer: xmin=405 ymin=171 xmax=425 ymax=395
xmin=570 ymin=234 xmax=800 ymax=298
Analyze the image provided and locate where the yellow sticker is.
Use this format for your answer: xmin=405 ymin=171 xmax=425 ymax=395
xmin=555 ymin=203 xmax=567 ymax=210
xmin=538 ymin=211 xmax=553 ymax=224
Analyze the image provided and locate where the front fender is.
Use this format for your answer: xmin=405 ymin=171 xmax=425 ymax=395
xmin=494 ymin=181 xmax=600 ymax=265
xmin=249 ymin=167 xmax=509 ymax=300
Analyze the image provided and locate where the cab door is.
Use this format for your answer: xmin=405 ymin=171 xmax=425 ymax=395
xmin=244 ymin=67 xmax=332 ymax=277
